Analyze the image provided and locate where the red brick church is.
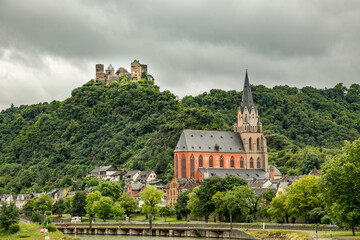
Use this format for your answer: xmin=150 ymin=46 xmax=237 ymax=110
xmin=173 ymin=71 xmax=276 ymax=181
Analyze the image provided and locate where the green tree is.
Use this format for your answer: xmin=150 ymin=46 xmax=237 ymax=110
xmin=187 ymin=190 xmax=202 ymax=219
xmin=92 ymin=181 xmax=122 ymax=201
xmin=320 ymin=139 xmax=360 ymax=236
xmin=119 ymin=193 xmax=138 ymax=217
xmin=223 ymin=186 xmax=250 ymax=223
xmin=71 ymin=191 xmax=87 ymax=220
xmin=34 ymin=194 xmax=53 ymax=213
xmin=285 ymin=175 xmax=321 ymax=223
xmin=140 ymin=186 xmax=163 ymax=219
xmin=175 ymin=191 xmax=191 ymax=220
xmin=85 ymin=191 xmax=102 ymax=226
xmin=263 ymin=188 xmax=276 ymax=203
xmin=94 ymin=196 xmax=113 ymax=221
xmin=268 ymin=193 xmax=290 ymax=223
xmin=112 ymin=201 xmax=124 ymax=221
xmin=159 ymin=206 xmax=175 ymax=222
xmin=31 ymin=211 xmax=42 ymax=224
xmin=52 ymin=198 xmax=65 ymax=217
xmin=0 ymin=202 xmax=20 ymax=230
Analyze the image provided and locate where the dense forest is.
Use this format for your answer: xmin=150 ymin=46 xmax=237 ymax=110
xmin=0 ymin=79 xmax=359 ymax=194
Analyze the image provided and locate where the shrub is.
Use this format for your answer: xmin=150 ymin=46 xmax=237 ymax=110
xmin=276 ymin=217 xmax=285 ymax=224
xmin=31 ymin=211 xmax=42 ymax=224
xmin=321 ymin=215 xmax=331 ymax=224
xmin=9 ymin=224 xmax=20 ymax=234
xmin=45 ymin=211 xmax=52 ymax=216
xmin=47 ymin=223 xmax=57 ymax=232
xmin=246 ymin=215 xmax=253 ymax=223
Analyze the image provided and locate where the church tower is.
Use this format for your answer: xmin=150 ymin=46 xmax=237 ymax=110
xmin=234 ymin=70 xmax=268 ymax=172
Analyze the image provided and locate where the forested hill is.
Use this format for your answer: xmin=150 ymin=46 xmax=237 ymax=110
xmin=0 ymin=80 xmax=359 ymax=194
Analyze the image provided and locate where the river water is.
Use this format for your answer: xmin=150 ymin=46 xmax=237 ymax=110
xmin=70 ymin=235 xmax=208 ymax=240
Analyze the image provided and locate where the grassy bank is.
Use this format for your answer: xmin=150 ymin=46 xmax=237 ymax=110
xmin=247 ymin=229 xmax=310 ymax=240
xmin=0 ymin=222 xmax=71 ymax=240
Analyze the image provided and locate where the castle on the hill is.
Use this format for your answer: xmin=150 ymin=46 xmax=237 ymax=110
xmin=95 ymin=59 xmax=154 ymax=84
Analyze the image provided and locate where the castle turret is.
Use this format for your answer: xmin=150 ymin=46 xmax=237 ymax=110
xmin=106 ymin=64 xmax=115 ymax=76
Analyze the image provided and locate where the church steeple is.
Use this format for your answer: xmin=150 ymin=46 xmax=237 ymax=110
xmin=235 ymin=70 xmax=262 ymax=133
xmin=241 ymin=70 xmax=254 ymax=112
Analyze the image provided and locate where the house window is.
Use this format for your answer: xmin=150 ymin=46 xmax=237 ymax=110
xmin=182 ymin=154 xmax=186 ymax=178
xmin=249 ymin=138 xmax=252 ymax=151
xmin=209 ymin=155 xmax=213 ymax=167
xmin=250 ymin=158 xmax=254 ymax=168
xmin=230 ymin=156 xmax=234 ymax=168
xmin=199 ymin=155 xmax=203 ymax=167
xmin=240 ymin=157 xmax=244 ymax=168
xmin=220 ymin=156 xmax=224 ymax=167
xmin=257 ymin=138 xmax=260 ymax=151
xmin=257 ymin=157 xmax=261 ymax=168
xmin=190 ymin=154 xmax=195 ymax=178
xmin=175 ymin=155 xmax=178 ymax=178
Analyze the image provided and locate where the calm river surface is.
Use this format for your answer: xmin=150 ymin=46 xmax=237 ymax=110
xmin=69 ymin=235 xmax=209 ymax=240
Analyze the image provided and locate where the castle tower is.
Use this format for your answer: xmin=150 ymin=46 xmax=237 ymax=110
xmin=106 ymin=64 xmax=115 ymax=76
xmin=131 ymin=60 xmax=148 ymax=81
xmin=234 ymin=70 xmax=268 ymax=172
xmin=95 ymin=64 xmax=105 ymax=83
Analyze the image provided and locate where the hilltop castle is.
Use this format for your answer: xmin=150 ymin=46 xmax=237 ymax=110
xmin=95 ymin=59 xmax=154 ymax=84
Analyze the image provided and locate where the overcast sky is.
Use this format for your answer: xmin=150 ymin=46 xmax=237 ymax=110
xmin=0 ymin=0 xmax=359 ymax=110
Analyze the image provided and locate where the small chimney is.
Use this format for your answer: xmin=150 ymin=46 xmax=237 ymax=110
xmin=269 ymin=166 xmax=275 ymax=179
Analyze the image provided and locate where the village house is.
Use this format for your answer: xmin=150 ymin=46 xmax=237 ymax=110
xmin=126 ymin=181 xmax=145 ymax=197
xmin=15 ymin=194 xmax=31 ymax=209
xmin=166 ymin=178 xmax=199 ymax=206
xmin=136 ymin=170 xmax=157 ymax=184
xmin=89 ymin=166 xmax=120 ymax=182
xmin=123 ymin=170 xmax=141 ymax=184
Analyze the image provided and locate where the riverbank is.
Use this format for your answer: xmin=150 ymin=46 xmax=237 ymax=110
xmin=0 ymin=222 xmax=71 ymax=240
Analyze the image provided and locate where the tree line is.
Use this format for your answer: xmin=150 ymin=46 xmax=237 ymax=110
xmin=0 ymin=80 xmax=359 ymax=194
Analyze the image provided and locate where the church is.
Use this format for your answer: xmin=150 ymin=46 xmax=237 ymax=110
xmin=173 ymin=71 xmax=280 ymax=181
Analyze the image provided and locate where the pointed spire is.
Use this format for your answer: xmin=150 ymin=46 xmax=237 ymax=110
xmin=241 ymin=69 xmax=254 ymax=112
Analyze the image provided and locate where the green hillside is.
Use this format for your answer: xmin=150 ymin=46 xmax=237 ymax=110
xmin=0 ymin=80 xmax=359 ymax=194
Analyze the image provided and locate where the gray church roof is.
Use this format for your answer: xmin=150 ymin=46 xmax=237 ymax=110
xmin=198 ymin=168 xmax=269 ymax=180
xmin=241 ymin=70 xmax=254 ymax=112
xmin=268 ymin=165 xmax=282 ymax=176
xmin=174 ymin=129 xmax=245 ymax=153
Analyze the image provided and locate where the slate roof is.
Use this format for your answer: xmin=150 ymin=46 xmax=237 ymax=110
xmin=241 ymin=70 xmax=254 ymax=112
xmin=116 ymin=67 xmax=129 ymax=75
xmin=107 ymin=64 xmax=114 ymax=70
xmin=268 ymin=165 xmax=282 ymax=176
xmin=136 ymin=171 xmax=154 ymax=181
xmin=130 ymin=182 xmax=145 ymax=191
xmin=90 ymin=166 xmax=117 ymax=173
xmin=174 ymin=130 xmax=245 ymax=153
xmin=198 ymin=168 xmax=269 ymax=180
xmin=124 ymin=170 xmax=140 ymax=178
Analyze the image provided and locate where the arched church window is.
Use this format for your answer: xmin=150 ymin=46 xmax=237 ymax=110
xmin=209 ymin=155 xmax=213 ymax=168
xmin=257 ymin=157 xmax=261 ymax=168
xmin=250 ymin=157 xmax=254 ymax=168
xmin=257 ymin=138 xmax=260 ymax=151
xmin=181 ymin=154 xmax=186 ymax=178
xmin=220 ymin=156 xmax=224 ymax=167
xmin=230 ymin=156 xmax=234 ymax=168
xmin=240 ymin=157 xmax=244 ymax=168
xmin=249 ymin=138 xmax=252 ymax=151
xmin=190 ymin=154 xmax=195 ymax=178
xmin=175 ymin=155 xmax=178 ymax=178
xmin=199 ymin=155 xmax=203 ymax=167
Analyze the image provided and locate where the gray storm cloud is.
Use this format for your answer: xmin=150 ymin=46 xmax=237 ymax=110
xmin=0 ymin=0 xmax=359 ymax=110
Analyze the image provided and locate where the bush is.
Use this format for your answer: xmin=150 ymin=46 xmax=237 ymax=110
xmin=47 ymin=223 xmax=57 ymax=232
xmin=276 ymin=217 xmax=285 ymax=223
xmin=31 ymin=211 xmax=42 ymax=224
xmin=246 ymin=215 xmax=253 ymax=223
xmin=9 ymin=224 xmax=20 ymax=234
xmin=321 ymin=215 xmax=331 ymax=224
xmin=45 ymin=211 xmax=51 ymax=216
